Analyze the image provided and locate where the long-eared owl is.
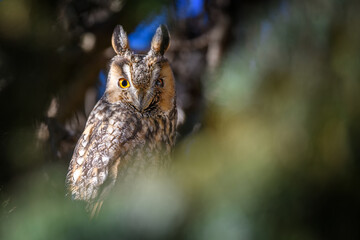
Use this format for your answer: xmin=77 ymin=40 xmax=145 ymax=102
xmin=66 ymin=25 xmax=177 ymax=214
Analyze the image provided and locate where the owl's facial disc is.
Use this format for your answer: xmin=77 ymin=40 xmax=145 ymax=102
xmin=106 ymin=54 xmax=174 ymax=114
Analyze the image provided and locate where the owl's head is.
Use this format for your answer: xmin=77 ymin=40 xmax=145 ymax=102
xmin=105 ymin=25 xmax=175 ymax=116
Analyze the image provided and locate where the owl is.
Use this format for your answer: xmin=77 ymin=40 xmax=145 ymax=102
xmin=66 ymin=25 xmax=177 ymax=216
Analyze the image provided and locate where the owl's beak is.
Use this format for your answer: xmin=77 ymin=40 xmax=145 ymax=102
xmin=136 ymin=90 xmax=151 ymax=112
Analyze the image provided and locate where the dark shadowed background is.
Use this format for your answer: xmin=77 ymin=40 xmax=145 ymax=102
xmin=1 ymin=0 xmax=360 ymax=239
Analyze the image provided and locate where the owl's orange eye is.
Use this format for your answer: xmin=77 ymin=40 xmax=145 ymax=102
xmin=118 ymin=78 xmax=130 ymax=88
xmin=156 ymin=78 xmax=164 ymax=88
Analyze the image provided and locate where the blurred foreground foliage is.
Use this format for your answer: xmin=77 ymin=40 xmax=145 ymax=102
xmin=1 ymin=0 xmax=360 ymax=239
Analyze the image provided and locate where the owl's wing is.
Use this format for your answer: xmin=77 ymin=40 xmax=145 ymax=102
xmin=66 ymin=101 xmax=134 ymax=204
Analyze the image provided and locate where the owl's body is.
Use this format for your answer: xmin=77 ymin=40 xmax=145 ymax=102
xmin=66 ymin=25 xmax=176 ymax=211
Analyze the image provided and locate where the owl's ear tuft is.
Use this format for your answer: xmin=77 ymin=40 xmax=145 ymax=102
xmin=150 ymin=25 xmax=170 ymax=56
xmin=112 ymin=25 xmax=129 ymax=55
